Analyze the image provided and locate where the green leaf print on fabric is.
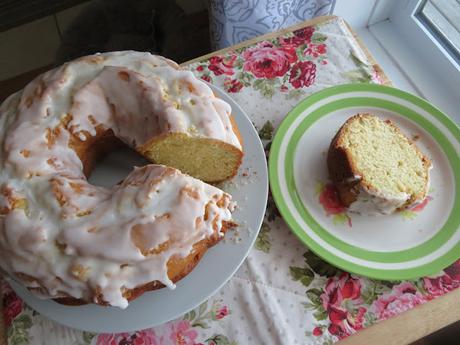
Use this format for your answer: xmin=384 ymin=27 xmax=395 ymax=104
xmin=236 ymin=71 xmax=254 ymax=86
xmin=332 ymin=213 xmax=350 ymax=225
xmin=341 ymin=51 xmax=374 ymax=83
xmin=306 ymin=288 xmax=323 ymax=305
xmin=286 ymin=89 xmax=306 ymax=100
xmin=257 ymin=120 xmax=281 ymax=226
xmin=400 ymin=209 xmax=417 ymax=220
xmin=205 ymin=334 xmax=238 ymax=345
xmin=322 ymin=337 xmax=335 ymax=345
xmin=183 ymin=299 xmax=230 ymax=329
xmin=255 ymin=222 xmax=271 ymax=253
xmin=302 ymin=287 xmax=329 ymax=323
xmin=265 ymin=193 xmax=280 ymax=222
xmin=314 ymin=308 xmax=328 ymax=321
xmin=8 ymin=314 xmax=32 ymax=345
xmin=253 ymin=78 xmax=277 ymax=98
xmin=360 ymin=282 xmax=383 ymax=305
xmin=82 ymin=332 xmax=96 ymax=345
xmin=303 ymin=251 xmax=341 ymax=277
xmin=413 ymin=278 xmax=428 ymax=294
xmin=258 ymin=120 xmax=274 ymax=140
xmin=375 ymin=280 xmax=401 ymax=289
xmin=183 ymin=309 xmax=196 ymax=321
xmin=341 ymin=69 xmax=372 ymax=83
xmin=289 ymin=266 xmax=314 ymax=287
xmin=296 ymin=46 xmax=307 ymax=61
xmin=311 ymin=32 xmax=328 ymax=44
xmin=364 ymin=312 xmax=378 ymax=327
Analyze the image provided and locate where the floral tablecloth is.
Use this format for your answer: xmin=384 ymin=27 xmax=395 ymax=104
xmin=3 ymin=16 xmax=460 ymax=345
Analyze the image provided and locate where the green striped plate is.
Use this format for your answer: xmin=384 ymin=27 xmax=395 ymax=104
xmin=269 ymin=83 xmax=460 ymax=280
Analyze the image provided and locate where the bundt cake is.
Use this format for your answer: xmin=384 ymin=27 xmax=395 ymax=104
xmin=328 ymin=114 xmax=431 ymax=215
xmin=0 ymin=51 xmax=243 ymax=308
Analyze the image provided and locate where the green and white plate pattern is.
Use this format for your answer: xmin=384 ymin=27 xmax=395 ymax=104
xmin=269 ymin=83 xmax=460 ymax=280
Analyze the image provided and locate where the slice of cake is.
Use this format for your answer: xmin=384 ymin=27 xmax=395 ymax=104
xmin=327 ymin=114 xmax=432 ymax=215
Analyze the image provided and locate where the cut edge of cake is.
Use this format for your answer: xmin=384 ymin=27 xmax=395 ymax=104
xmin=327 ymin=113 xmax=432 ymax=215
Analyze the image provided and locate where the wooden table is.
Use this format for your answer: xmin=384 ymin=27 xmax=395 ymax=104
xmin=1 ymin=15 xmax=460 ymax=345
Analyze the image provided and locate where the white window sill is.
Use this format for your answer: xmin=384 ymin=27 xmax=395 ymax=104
xmin=356 ymin=19 xmax=460 ymax=124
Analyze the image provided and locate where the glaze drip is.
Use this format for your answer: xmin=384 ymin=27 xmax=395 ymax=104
xmin=0 ymin=51 xmax=237 ymax=308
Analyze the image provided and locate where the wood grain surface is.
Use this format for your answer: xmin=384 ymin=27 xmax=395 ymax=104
xmin=340 ymin=287 xmax=460 ymax=345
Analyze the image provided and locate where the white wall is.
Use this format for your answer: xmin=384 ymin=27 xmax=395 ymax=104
xmin=333 ymin=0 xmax=400 ymax=29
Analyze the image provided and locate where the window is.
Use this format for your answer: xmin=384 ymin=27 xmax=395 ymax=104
xmin=351 ymin=0 xmax=460 ymax=121
xmin=416 ymin=0 xmax=460 ymax=64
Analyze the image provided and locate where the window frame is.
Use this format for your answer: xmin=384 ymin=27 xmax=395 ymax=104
xmin=414 ymin=0 xmax=460 ymax=65
xmin=337 ymin=0 xmax=460 ymax=121
xmin=389 ymin=0 xmax=460 ymax=91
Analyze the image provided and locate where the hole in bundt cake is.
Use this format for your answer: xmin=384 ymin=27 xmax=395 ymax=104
xmin=69 ymin=128 xmax=149 ymax=188
xmin=81 ymin=131 xmax=242 ymax=186
xmin=89 ymin=145 xmax=149 ymax=188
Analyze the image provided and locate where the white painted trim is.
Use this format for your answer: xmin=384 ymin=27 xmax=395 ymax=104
xmin=333 ymin=0 xmax=460 ymax=124
xmin=332 ymin=0 xmax=400 ymax=29
xmin=390 ymin=0 xmax=460 ymax=79
xmin=356 ymin=26 xmax=420 ymax=95
xmin=333 ymin=0 xmax=379 ymax=29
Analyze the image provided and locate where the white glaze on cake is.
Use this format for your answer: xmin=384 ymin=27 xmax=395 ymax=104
xmin=0 ymin=51 xmax=238 ymax=308
xmin=348 ymin=176 xmax=431 ymax=216
xmin=347 ymin=186 xmax=409 ymax=215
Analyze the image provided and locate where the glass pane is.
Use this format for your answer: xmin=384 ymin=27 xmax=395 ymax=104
xmin=419 ymin=0 xmax=460 ymax=56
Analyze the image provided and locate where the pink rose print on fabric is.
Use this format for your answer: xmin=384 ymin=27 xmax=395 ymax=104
xmin=444 ymin=260 xmax=460 ymax=281
xmin=289 ymin=61 xmax=317 ymax=89
xmin=208 ymin=55 xmax=237 ymax=76
xmin=312 ymin=326 xmax=323 ymax=336
xmin=424 ymin=259 xmax=460 ymax=297
xmin=96 ymin=330 xmax=158 ymax=345
xmin=371 ymin=66 xmax=385 ymax=84
xmin=223 ymin=78 xmax=243 ymax=93
xmin=321 ymin=273 xmax=362 ymax=312
xmin=167 ymin=320 xmax=198 ymax=345
xmin=320 ymin=273 xmax=365 ymax=339
xmin=212 ymin=305 xmax=229 ymax=320
xmin=305 ymin=43 xmax=327 ymax=58
xmin=372 ymin=282 xmax=427 ymax=320
xmin=280 ymin=45 xmax=298 ymax=64
xmin=3 ymin=290 xmax=23 ymax=328
xmin=411 ymin=196 xmax=433 ymax=212
xmin=401 ymin=195 xmax=433 ymax=220
xmin=319 ymin=184 xmax=346 ymax=216
xmin=279 ymin=26 xmax=315 ymax=47
xmin=317 ymin=183 xmax=352 ymax=226
xmin=192 ymin=24 xmax=328 ymax=98
xmin=327 ymin=306 xmax=366 ymax=339
xmin=242 ymin=42 xmax=296 ymax=79
xmin=200 ymin=75 xmax=211 ymax=83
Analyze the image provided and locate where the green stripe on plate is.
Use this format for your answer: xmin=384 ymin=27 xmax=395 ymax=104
xmin=269 ymin=84 xmax=460 ymax=280
xmin=285 ymin=97 xmax=460 ymax=262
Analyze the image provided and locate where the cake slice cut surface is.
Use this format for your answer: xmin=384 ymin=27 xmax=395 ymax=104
xmin=328 ymin=114 xmax=432 ymax=215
